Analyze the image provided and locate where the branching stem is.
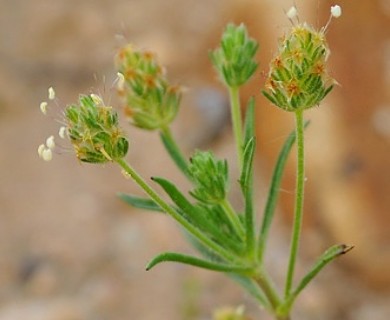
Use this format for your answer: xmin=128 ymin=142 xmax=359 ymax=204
xmin=116 ymin=158 xmax=238 ymax=263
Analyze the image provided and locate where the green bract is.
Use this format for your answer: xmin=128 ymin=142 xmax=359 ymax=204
xmin=65 ymin=95 xmax=129 ymax=163
xmin=262 ymin=23 xmax=335 ymax=112
xmin=116 ymin=45 xmax=181 ymax=130
xmin=210 ymin=23 xmax=259 ymax=87
xmin=188 ymin=151 xmax=229 ymax=204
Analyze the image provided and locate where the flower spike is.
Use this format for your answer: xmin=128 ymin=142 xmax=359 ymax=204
xmin=65 ymin=94 xmax=129 ymax=163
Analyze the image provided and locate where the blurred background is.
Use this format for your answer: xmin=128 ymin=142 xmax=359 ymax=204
xmin=0 ymin=0 xmax=389 ymax=319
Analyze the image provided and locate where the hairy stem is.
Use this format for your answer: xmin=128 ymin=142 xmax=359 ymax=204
xmin=284 ymin=109 xmax=305 ymax=298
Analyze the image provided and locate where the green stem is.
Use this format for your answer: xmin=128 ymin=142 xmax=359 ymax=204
xmin=160 ymin=126 xmax=190 ymax=178
xmin=220 ymin=199 xmax=245 ymax=240
xmin=116 ymin=158 xmax=239 ymax=263
xmin=281 ymin=244 xmax=353 ymax=315
xmin=228 ymin=86 xmax=243 ymax=168
xmin=284 ymin=109 xmax=305 ymax=298
xmin=254 ymin=268 xmax=281 ymax=312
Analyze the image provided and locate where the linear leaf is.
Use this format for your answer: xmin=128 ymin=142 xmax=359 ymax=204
xmin=160 ymin=128 xmax=190 ymax=179
xmin=118 ymin=193 xmax=164 ymax=212
xmin=258 ymin=121 xmax=310 ymax=261
xmin=146 ymin=252 xmax=253 ymax=275
xmin=152 ymin=177 xmax=242 ymax=253
xmin=243 ymin=97 xmax=255 ymax=145
xmin=239 ymin=137 xmax=256 ymax=193
xmin=239 ymin=137 xmax=256 ymax=255
xmin=281 ymin=244 xmax=353 ymax=312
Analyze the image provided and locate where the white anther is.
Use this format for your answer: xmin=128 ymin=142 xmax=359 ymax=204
xmin=38 ymin=144 xmax=45 ymax=158
xmin=59 ymin=126 xmax=67 ymax=139
xmin=46 ymin=135 xmax=55 ymax=149
xmin=40 ymin=101 xmax=48 ymax=115
xmin=41 ymin=148 xmax=53 ymax=161
xmin=48 ymin=87 xmax=56 ymax=100
xmin=331 ymin=5 xmax=342 ymax=18
xmin=116 ymin=72 xmax=125 ymax=91
xmin=287 ymin=6 xmax=298 ymax=19
xmin=90 ymin=94 xmax=103 ymax=105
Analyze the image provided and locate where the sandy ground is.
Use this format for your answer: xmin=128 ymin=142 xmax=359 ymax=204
xmin=0 ymin=0 xmax=389 ymax=319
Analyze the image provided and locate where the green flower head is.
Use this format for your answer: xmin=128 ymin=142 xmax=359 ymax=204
xmin=115 ymin=45 xmax=181 ymax=130
xmin=210 ymin=23 xmax=259 ymax=87
xmin=262 ymin=22 xmax=336 ymax=112
xmin=65 ymin=94 xmax=129 ymax=163
xmin=188 ymin=150 xmax=229 ymax=204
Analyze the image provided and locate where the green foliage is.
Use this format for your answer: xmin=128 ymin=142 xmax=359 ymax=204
xmin=65 ymin=94 xmax=129 ymax=163
xmin=188 ymin=151 xmax=229 ymax=205
xmin=41 ymin=7 xmax=352 ymax=319
xmin=146 ymin=252 xmax=253 ymax=275
xmin=258 ymin=121 xmax=310 ymax=262
xmin=114 ymin=17 xmax=351 ymax=318
xmin=118 ymin=193 xmax=164 ymax=212
xmin=115 ymin=45 xmax=181 ymax=130
xmin=262 ymin=24 xmax=336 ymax=111
xmin=210 ymin=23 xmax=259 ymax=87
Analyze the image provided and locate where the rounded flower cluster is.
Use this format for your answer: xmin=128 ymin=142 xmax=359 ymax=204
xmin=115 ymin=45 xmax=181 ymax=130
xmin=262 ymin=23 xmax=336 ymax=112
xmin=65 ymin=94 xmax=129 ymax=163
xmin=188 ymin=151 xmax=229 ymax=204
xmin=210 ymin=23 xmax=259 ymax=87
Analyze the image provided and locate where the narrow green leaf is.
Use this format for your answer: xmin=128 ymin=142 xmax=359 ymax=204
xmin=118 ymin=193 xmax=164 ymax=212
xmin=152 ymin=177 xmax=195 ymax=213
xmin=160 ymin=128 xmax=190 ymax=179
xmin=258 ymin=121 xmax=310 ymax=262
xmin=243 ymin=97 xmax=255 ymax=146
xmin=239 ymin=137 xmax=256 ymax=256
xmin=152 ymin=177 xmax=242 ymax=253
xmin=281 ymin=244 xmax=353 ymax=313
xmin=239 ymin=137 xmax=256 ymax=193
xmin=146 ymin=252 xmax=253 ymax=275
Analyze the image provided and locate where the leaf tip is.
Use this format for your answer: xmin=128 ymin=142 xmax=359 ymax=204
xmin=340 ymin=244 xmax=354 ymax=255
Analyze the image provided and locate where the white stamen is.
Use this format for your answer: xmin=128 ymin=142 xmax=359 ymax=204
xmin=42 ymin=148 xmax=53 ymax=161
xmin=116 ymin=72 xmax=125 ymax=91
xmin=90 ymin=94 xmax=103 ymax=105
xmin=38 ymin=144 xmax=45 ymax=158
xmin=59 ymin=126 xmax=67 ymax=139
xmin=48 ymin=87 xmax=56 ymax=100
xmin=46 ymin=135 xmax=55 ymax=149
xmin=331 ymin=5 xmax=342 ymax=18
xmin=40 ymin=101 xmax=48 ymax=115
xmin=286 ymin=6 xmax=298 ymax=19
